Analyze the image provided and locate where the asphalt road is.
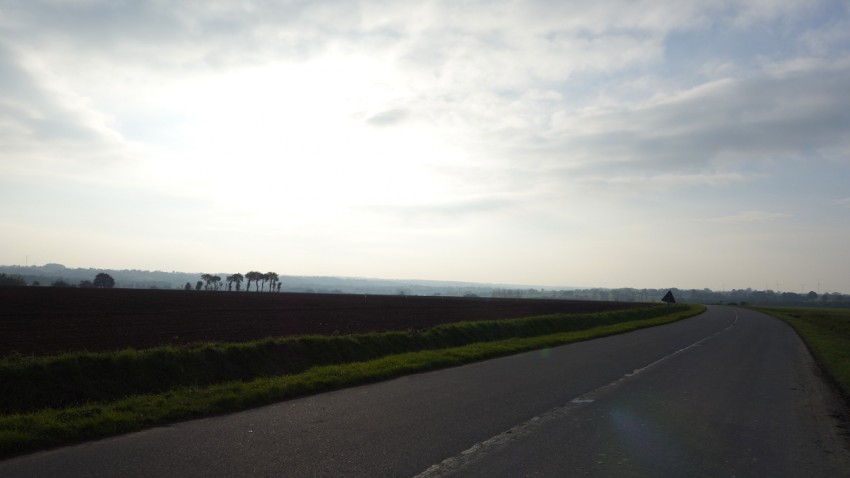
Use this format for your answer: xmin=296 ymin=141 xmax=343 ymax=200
xmin=2 ymin=306 xmax=849 ymax=477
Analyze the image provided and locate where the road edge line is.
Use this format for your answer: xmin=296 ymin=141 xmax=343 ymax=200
xmin=413 ymin=309 xmax=739 ymax=478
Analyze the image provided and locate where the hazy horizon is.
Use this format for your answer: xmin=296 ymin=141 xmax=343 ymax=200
xmin=2 ymin=261 xmax=846 ymax=296
xmin=2 ymin=2 xmax=849 ymax=294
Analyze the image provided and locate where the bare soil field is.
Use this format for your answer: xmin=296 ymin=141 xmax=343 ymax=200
xmin=0 ymin=287 xmax=652 ymax=355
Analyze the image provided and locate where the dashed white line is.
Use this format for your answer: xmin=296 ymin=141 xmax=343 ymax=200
xmin=412 ymin=311 xmax=740 ymax=478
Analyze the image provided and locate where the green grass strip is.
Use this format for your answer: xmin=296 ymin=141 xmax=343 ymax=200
xmin=1 ymin=304 xmax=688 ymax=414
xmin=0 ymin=304 xmax=703 ymax=459
xmin=752 ymin=307 xmax=850 ymax=401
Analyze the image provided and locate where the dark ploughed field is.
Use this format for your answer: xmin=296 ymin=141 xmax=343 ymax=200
xmin=0 ymin=287 xmax=652 ymax=355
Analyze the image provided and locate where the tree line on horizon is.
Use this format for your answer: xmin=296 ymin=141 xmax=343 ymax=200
xmin=3 ymin=268 xmax=850 ymax=307
xmin=190 ymin=271 xmax=281 ymax=292
xmin=0 ymin=272 xmax=116 ymax=289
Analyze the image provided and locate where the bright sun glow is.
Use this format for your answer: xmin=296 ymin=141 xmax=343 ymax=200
xmin=153 ymin=57 xmax=453 ymax=220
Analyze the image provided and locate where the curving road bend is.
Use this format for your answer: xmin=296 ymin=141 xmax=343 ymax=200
xmin=1 ymin=306 xmax=849 ymax=477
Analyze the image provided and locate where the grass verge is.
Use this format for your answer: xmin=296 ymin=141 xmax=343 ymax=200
xmin=752 ymin=307 xmax=850 ymax=402
xmin=0 ymin=303 xmax=704 ymax=459
xmin=2 ymin=305 xmax=688 ymax=414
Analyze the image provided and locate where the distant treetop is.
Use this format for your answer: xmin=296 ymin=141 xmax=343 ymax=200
xmin=93 ymin=273 xmax=115 ymax=289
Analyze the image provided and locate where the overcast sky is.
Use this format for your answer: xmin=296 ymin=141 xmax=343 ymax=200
xmin=1 ymin=0 xmax=849 ymax=293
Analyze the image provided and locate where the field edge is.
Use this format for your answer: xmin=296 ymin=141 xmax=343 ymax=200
xmin=0 ymin=304 xmax=705 ymax=460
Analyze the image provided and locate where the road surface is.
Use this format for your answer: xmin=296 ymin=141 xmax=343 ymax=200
xmin=2 ymin=306 xmax=849 ymax=477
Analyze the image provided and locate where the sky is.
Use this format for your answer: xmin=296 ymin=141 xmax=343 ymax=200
xmin=1 ymin=0 xmax=849 ymax=293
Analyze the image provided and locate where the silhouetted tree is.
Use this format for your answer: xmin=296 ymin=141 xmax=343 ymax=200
xmin=201 ymin=274 xmax=213 ymax=290
xmin=245 ymin=271 xmax=263 ymax=292
xmin=93 ymin=273 xmax=115 ymax=288
xmin=195 ymin=281 xmax=203 ymax=291
xmin=79 ymin=280 xmax=93 ymax=288
xmin=184 ymin=282 xmax=192 ymax=291
xmin=51 ymin=279 xmax=71 ymax=287
xmin=211 ymin=275 xmax=222 ymax=291
xmin=0 ymin=273 xmax=26 ymax=286
xmin=232 ymin=273 xmax=244 ymax=291
xmin=266 ymin=272 xmax=279 ymax=293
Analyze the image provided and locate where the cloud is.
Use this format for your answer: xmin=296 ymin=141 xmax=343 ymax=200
xmin=2 ymin=2 xmax=846 ymax=182
xmin=541 ymin=63 xmax=850 ymax=175
xmin=0 ymin=43 xmax=145 ymax=182
xmin=575 ymin=172 xmax=748 ymax=189
xmin=703 ymin=210 xmax=792 ymax=224
xmin=366 ymin=109 xmax=409 ymax=127
xmin=0 ymin=44 xmax=99 ymax=142
xmin=1 ymin=0 xmax=849 ymax=291
xmin=801 ymin=7 xmax=850 ymax=57
xmin=836 ymin=198 xmax=850 ymax=208
xmin=362 ymin=194 xmax=518 ymax=221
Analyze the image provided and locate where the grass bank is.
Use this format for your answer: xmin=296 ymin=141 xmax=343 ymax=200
xmin=753 ymin=307 xmax=850 ymax=401
xmin=0 ymin=303 xmax=703 ymax=459
xmin=1 ymin=305 xmax=689 ymax=414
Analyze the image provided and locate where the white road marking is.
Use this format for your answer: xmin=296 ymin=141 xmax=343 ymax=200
xmin=412 ymin=311 xmax=740 ymax=478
